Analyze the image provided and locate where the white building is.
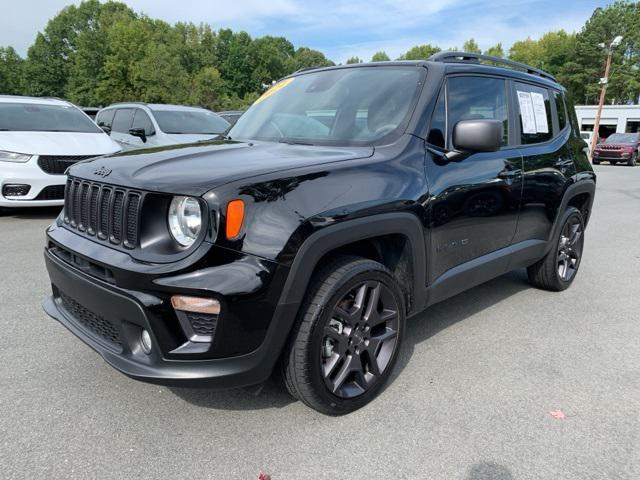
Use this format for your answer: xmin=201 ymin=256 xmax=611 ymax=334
xmin=575 ymin=104 xmax=640 ymax=138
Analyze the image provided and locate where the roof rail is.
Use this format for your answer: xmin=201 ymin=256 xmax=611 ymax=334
xmin=294 ymin=65 xmax=321 ymax=74
xmin=428 ymin=51 xmax=557 ymax=82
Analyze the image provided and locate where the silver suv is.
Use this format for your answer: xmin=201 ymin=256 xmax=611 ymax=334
xmin=95 ymin=103 xmax=230 ymax=150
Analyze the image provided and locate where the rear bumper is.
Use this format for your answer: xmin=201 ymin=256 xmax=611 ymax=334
xmin=43 ymin=244 xmax=297 ymax=389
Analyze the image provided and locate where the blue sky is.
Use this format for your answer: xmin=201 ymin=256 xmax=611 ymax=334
xmin=1 ymin=0 xmax=608 ymax=62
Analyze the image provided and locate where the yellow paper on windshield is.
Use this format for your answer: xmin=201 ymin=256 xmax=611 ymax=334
xmin=253 ymin=77 xmax=295 ymax=105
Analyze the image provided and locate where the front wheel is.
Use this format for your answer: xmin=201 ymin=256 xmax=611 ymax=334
xmin=628 ymin=152 xmax=638 ymax=167
xmin=527 ymin=207 xmax=585 ymax=291
xmin=282 ymin=256 xmax=405 ymax=415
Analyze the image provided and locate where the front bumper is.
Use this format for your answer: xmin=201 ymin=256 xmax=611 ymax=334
xmin=43 ymin=240 xmax=297 ymax=389
xmin=0 ymin=158 xmax=65 ymax=207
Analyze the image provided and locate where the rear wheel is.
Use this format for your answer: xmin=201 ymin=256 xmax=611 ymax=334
xmin=527 ymin=207 xmax=584 ymax=291
xmin=282 ymin=256 xmax=405 ymax=415
xmin=610 ymin=160 xmax=617 ymax=166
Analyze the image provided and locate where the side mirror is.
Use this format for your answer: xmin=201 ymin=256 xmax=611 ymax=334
xmin=452 ymin=119 xmax=503 ymax=153
xmin=99 ymin=125 xmax=111 ymax=135
xmin=129 ymin=127 xmax=147 ymax=143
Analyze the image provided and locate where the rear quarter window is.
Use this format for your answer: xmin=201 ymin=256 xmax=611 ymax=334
xmin=553 ymin=90 xmax=567 ymax=131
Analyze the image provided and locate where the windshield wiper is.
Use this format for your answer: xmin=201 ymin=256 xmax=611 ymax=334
xmin=278 ymin=138 xmax=315 ymax=146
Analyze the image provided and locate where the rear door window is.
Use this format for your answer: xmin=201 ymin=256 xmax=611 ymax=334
xmin=111 ymin=109 xmax=134 ymax=134
xmin=514 ymin=82 xmax=553 ymax=145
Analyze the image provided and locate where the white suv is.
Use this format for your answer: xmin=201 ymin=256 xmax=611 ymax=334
xmin=0 ymin=96 xmax=121 ymax=209
xmin=95 ymin=103 xmax=230 ymax=150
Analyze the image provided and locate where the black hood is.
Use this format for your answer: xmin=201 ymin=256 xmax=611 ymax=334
xmin=69 ymin=140 xmax=374 ymax=196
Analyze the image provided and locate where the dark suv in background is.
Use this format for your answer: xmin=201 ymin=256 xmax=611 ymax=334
xmin=42 ymin=53 xmax=595 ymax=415
xmin=592 ymin=132 xmax=640 ymax=166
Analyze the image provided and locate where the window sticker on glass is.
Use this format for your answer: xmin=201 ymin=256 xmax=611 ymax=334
xmin=517 ymin=91 xmax=537 ymax=134
xmin=253 ymin=77 xmax=295 ymax=105
xmin=530 ymin=92 xmax=549 ymax=133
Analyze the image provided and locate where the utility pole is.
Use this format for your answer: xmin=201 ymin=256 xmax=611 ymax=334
xmin=590 ymin=36 xmax=623 ymax=158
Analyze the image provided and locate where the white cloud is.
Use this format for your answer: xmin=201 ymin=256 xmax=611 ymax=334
xmin=0 ymin=0 xmax=596 ymax=61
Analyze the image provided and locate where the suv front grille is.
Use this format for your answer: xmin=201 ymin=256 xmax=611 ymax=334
xmin=64 ymin=177 xmax=143 ymax=249
xmin=59 ymin=291 xmax=122 ymax=350
xmin=38 ymin=155 xmax=98 ymax=175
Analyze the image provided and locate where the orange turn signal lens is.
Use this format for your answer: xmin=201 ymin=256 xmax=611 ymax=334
xmin=226 ymin=199 xmax=245 ymax=239
xmin=170 ymin=296 xmax=221 ymax=315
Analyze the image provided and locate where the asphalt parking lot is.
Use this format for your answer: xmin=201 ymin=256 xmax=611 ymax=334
xmin=1 ymin=165 xmax=638 ymax=480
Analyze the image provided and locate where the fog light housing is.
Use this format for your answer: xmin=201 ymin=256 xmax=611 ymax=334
xmin=140 ymin=329 xmax=152 ymax=354
xmin=2 ymin=184 xmax=31 ymax=197
xmin=171 ymin=295 xmax=220 ymax=343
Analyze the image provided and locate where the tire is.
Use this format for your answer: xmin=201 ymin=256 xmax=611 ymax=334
xmin=628 ymin=152 xmax=638 ymax=167
xmin=527 ymin=207 xmax=585 ymax=292
xmin=281 ymin=256 xmax=406 ymax=415
xmin=610 ymin=160 xmax=617 ymax=166
xmin=592 ymin=159 xmax=600 ymax=165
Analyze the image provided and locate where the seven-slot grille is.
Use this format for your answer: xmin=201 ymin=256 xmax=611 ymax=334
xmin=63 ymin=177 xmax=143 ymax=249
xmin=38 ymin=155 xmax=98 ymax=175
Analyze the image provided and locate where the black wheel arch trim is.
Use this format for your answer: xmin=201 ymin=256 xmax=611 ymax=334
xmin=277 ymin=212 xmax=427 ymax=315
xmin=547 ymin=178 xmax=595 ymax=250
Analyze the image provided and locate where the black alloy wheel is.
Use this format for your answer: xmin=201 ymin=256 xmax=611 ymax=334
xmin=527 ymin=207 xmax=585 ymax=291
xmin=557 ymin=216 xmax=583 ymax=282
xmin=320 ymin=280 xmax=400 ymax=399
xmin=282 ymin=256 xmax=405 ymax=415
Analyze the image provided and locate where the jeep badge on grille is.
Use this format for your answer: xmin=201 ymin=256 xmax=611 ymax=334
xmin=94 ymin=166 xmax=112 ymax=178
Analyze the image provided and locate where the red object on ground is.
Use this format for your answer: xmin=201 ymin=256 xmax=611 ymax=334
xmin=258 ymin=473 xmax=272 ymax=480
xmin=549 ymin=409 xmax=566 ymax=419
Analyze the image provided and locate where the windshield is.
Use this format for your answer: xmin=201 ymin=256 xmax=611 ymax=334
xmin=604 ymin=133 xmax=639 ymax=144
xmin=228 ymin=66 xmax=424 ymax=146
xmin=153 ymin=109 xmax=229 ymax=135
xmin=0 ymin=102 xmax=102 ymax=133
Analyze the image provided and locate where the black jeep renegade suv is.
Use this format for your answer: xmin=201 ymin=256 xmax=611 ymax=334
xmin=43 ymin=53 xmax=595 ymax=415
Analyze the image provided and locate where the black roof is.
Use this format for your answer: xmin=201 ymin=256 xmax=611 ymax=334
xmin=287 ymin=52 xmax=561 ymax=89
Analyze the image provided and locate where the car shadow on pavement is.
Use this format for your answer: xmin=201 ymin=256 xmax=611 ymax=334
xmin=170 ymin=377 xmax=295 ymax=411
xmin=465 ymin=462 xmax=514 ymax=480
xmin=389 ymin=269 xmax=531 ymax=385
xmin=0 ymin=206 xmax=62 ymax=219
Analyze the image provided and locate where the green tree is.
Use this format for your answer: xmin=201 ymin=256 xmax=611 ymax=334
xmin=397 ymin=44 xmax=440 ymax=60
xmin=484 ymin=43 xmax=504 ymax=58
xmin=289 ymin=47 xmax=333 ymax=71
xmin=0 ymin=47 xmax=25 ymax=95
xmin=346 ymin=56 xmax=363 ymax=64
xmin=217 ymin=29 xmax=255 ymax=97
xmin=371 ymin=51 xmax=390 ymax=62
xmin=250 ymin=36 xmax=295 ymax=88
xmin=66 ymin=1 xmax=135 ymax=106
xmin=23 ymin=0 xmax=132 ymax=97
xmin=189 ymin=66 xmax=227 ymax=109
xmin=561 ymin=2 xmax=640 ymax=104
xmin=462 ymin=38 xmax=481 ymax=54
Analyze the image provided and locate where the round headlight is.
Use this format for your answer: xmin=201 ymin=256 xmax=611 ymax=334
xmin=168 ymin=196 xmax=202 ymax=247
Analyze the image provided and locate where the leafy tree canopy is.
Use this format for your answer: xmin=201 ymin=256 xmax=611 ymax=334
xmin=1 ymin=1 xmax=639 ymax=107
xmin=371 ymin=51 xmax=390 ymax=62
